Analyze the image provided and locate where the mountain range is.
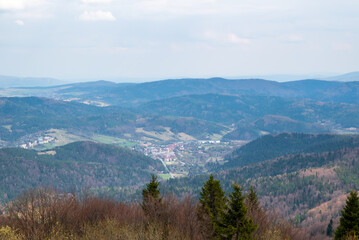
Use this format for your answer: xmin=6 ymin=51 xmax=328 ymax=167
xmin=1 ymin=75 xmax=359 ymax=106
xmin=1 ymin=73 xmax=359 ymax=239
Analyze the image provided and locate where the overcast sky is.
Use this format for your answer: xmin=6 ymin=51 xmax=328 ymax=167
xmin=0 ymin=0 xmax=358 ymax=81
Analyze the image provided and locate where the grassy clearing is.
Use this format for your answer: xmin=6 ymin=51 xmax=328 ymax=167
xmin=2 ymin=125 xmax=12 ymax=132
xmin=37 ymin=129 xmax=88 ymax=150
xmin=159 ymin=174 xmax=172 ymax=180
xmin=92 ymin=134 xmax=137 ymax=148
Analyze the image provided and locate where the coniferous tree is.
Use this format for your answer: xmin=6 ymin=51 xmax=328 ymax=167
xmin=334 ymin=191 xmax=359 ymax=240
xmin=246 ymin=185 xmax=260 ymax=215
xmin=141 ymin=174 xmax=162 ymax=216
xmin=198 ymin=174 xmax=226 ymax=239
xmin=219 ymin=184 xmax=257 ymax=240
xmin=327 ymin=219 xmax=334 ymax=237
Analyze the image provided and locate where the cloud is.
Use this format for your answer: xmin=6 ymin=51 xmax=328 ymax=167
xmin=81 ymin=0 xmax=112 ymax=3
xmin=203 ymin=31 xmax=251 ymax=45
xmin=0 ymin=0 xmax=44 ymax=11
xmin=15 ymin=19 xmax=24 ymax=25
xmin=0 ymin=0 xmax=25 ymax=10
xmin=227 ymin=33 xmax=251 ymax=44
xmin=131 ymin=0 xmax=219 ymax=17
xmin=79 ymin=10 xmax=116 ymax=21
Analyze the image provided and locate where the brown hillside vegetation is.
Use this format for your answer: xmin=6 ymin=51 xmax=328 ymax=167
xmin=301 ymin=193 xmax=347 ymax=238
xmin=228 ymin=148 xmax=359 ymax=239
xmin=0 ymin=187 xmax=311 ymax=240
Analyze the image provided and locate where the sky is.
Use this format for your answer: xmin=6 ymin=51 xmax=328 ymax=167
xmin=0 ymin=0 xmax=358 ymax=81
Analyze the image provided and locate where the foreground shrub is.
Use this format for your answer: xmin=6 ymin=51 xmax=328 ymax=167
xmin=0 ymin=226 xmax=22 ymax=240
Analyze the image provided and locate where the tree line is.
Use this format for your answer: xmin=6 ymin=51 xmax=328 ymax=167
xmin=0 ymin=175 xmax=358 ymax=239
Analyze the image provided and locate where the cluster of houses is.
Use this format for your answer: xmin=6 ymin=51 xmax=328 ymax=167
xmin=142 ymin=140 xmax=222 ymax=163
xmin=20 ymin=136 xmax=55 ymax=149
xmin=143 ymin=143 xmax=180 ymax=162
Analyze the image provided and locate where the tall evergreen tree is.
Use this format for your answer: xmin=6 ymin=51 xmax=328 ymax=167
xmin=246 ymin=185 xmax=260 ymax=215
xmin=335 ymin=191 xmax=359 ymax=240
xmin=327 ymin=219 xmax=334 ymax=237
xmin=219 ymin=184 xmax=257 ymax=240
xmin=141 ymin=174 xmax=162 ymax=216
xmin=198 ymin=174 xmax=226 ymax=239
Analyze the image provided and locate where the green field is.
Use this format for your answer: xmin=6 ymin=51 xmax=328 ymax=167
xmin=159 ymin=174 xmax=172 ymax=180
xmin=92 ymin=134 xmax=137 ymax=148
xmin=2 ymin=125 xmax=12 ymax=132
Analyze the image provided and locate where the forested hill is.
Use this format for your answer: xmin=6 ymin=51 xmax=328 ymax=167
xmin=223 ymin=133 xmax=359 ymax=169
xmin=137 ymin=93 xmax=359 ymax=131
xmin=0 ymin=141 xmax=165 ymax=202
xmin=0 ymin=97 xmax=226 ymax=143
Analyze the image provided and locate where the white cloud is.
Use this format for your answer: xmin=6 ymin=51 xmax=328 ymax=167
xmin=79 ymin=10 xmax=116 ymax=21
xmin=15 ymin=19 xmax=24 ymax=25
xmin=127 ymin=0 xmax=220 ymax=18
xmin=227 ymin=33 xmax=251 ymax=44
xmin=0 ymin=0 xmax=44 ymax=11
xmin=203 ymin=31 xmax=251 ymax=45
xmin=81 ymin=0 xmax=112 ymax=3
xmin=0 ymin=0 xmax=25 ymax=10
xmin=123 ymin=0 xmax=285 ymax=19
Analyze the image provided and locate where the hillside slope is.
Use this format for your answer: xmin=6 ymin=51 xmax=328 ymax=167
xmin=223 ymin=133 xmax=359 ymax=169
xmin=139 ymin=94 xmax=359 ymax=139
xmin=0 ymin=97 xmax=226 ymax=145
xmin=156 ymin=134 xmax=359 ymax=238
xmin=0 ymin=141 xmax=165 ymax=202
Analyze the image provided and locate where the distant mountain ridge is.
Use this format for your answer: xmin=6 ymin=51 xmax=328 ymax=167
xmin=0 ymin=75 xmax=65 ymax=88
xmin=3 ymin=76 xmax=359 ymax=105
xmin=323 ymin=71 xmax=359 ymax=82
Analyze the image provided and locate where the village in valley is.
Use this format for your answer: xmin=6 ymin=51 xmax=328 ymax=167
xmin=2 ymin=128 xmax=247 ymax=179
xmin=135 ymin=140 xmax=247 ymax=178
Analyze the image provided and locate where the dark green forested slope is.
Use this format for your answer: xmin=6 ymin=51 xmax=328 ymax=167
xmin=0 ymin=141 xmax=165 ymax=202
xmin=223 ymin=133 xmax=359 ymax=169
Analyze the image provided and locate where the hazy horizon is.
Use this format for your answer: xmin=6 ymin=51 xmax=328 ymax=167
xmin=0 ymin=71 xmax=354 ymax=85
xmin=0 ymin=0 xmax=358 ymax=80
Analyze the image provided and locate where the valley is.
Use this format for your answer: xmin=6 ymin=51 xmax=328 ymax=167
xmin=1 ymin=77 xmax=359 ymax=239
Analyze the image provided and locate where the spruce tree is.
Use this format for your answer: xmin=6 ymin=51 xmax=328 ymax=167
xmin=327 ymin=219 xmax=334 ymax=237
xmin=246 ymin=185 xmax=260 ymax=215
xmin=141 ymin=174 xmax=162 ymax=216
xmin=198 ymin=174 xmax=226 ymax=239
xmin=219 ymin=184 xmax=257 ymax=240
xmin=334 ymin=191 xmax=359 ymax=240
